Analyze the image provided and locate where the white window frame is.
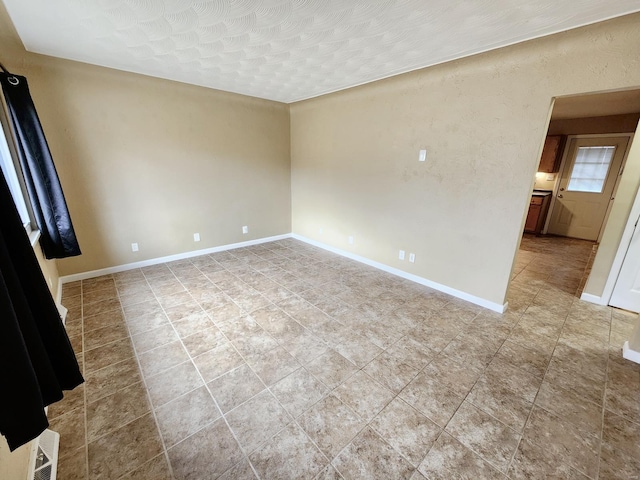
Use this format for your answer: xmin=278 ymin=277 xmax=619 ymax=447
xmin=0 ymin=98 xmax=40 ymax=246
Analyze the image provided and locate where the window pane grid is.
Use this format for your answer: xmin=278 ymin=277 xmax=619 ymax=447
xmin=567 ymin=146 xmax=615 ymax=193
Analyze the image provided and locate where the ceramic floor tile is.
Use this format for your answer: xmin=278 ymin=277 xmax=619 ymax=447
xmin=131 ymin=323 xmax=179 ymax=354
xmin=88 ymin=413 xmax=163 ymax=480
xmin=225 ymin=389 xmax=292 ymax=453
xmin=155 ymin=386 xmax=220 ymax=447
xmin=270 ymin=367 xmax=329 ymax=418
xmin=418 ymin=432 xmax=507 ymax=479
xmin=86 ymin=381 xmax=150 ymax=441
xmin=84 ymin=356 xmax=142 ymax=403
xmin=139 ymin=340 xmax=190 ymax=378
xmin=281 ymin=331 xmax=330 ymax=365
xmin=245 ymin=345 xmax=301 ymax=386
xmin=181 ymin=325 xmax=227 ymax=357
xmin=386 ymin=336 xmax=436 ymax=370
xmin=193 ymin=341 xmax=245 ymax=382
xmin=306 ymin=349 xmax=358 ymax=389
xmin=249 ymin=423 xmax=328 ymax=479
xmin=445 ymin=401 xmax=520 ymax=472
xmin=57 ymin=238 xmax=639 ymax=480
xmin=49 ymin=407 xmax=86 ymax=459
xmin=605 ymin=359 xmax=640 ymax=423
xmin=168 ymin=418 xmax=244 ymax=480
xmin=522 ymin=405 xmax=600 ymax=478
xmin=333 ymin=427 xmax=415 ymax=479
xmin=83 ymin=309 xmax=125 ymax=333
xmin=208 ymin=363 xmax=265 ymax=412
xmin=118 ymin=454 xmax=173 ymax=480
xmin=84 ymin=322 xmax=129 ymax=352
xmin=84 ymin=337 xmax=134 ymax=373
xmin=55 ymin=446 xmax=87 ymax=480
xmin=333 ymin=370 xmax=395 ymax=422
xmin=370 ymin=398 xmax=441 ymax=467
xmin=145 ymin=360 xmax=204 ymax=407
xmin=466 ymin=377 xmax=533 ymax=432
xmin=420 ymin=355 xmax=482 ymax=398
xmin=218 ymin=458 xmax=257 ymax=480
xmin=534 ymin=380 xmax=602 ymax=437
xmin=299 ymin=395 xmax=367 ymax=458
xmin=399 ymin=371 xmax=464 ymax=428
xmin=508 ymin=438 xmax=590 ymax=479
xmin=47 ymin=384 xmax=84 ymax=420
xmin=363 ymin=351 xmax=420 ymax=393
xmin=83 ymin=297 xmax=121 ymax=317
xmin=493 ymin=339 xmax=550 ymax=379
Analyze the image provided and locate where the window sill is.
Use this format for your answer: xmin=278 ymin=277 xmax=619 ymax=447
xmin=29 ymin=229 xmax=41 ymax=247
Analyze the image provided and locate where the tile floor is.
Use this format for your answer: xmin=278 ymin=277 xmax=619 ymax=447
xmin=50 ymin=236 xmax=640 ymax=479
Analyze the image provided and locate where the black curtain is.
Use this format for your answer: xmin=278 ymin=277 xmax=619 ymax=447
xmin=0 ymin=169 xmax=83 ymax=451
xmin=0 ymin=67 xmax=81 ymax=259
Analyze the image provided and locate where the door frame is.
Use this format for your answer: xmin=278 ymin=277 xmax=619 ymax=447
xmin=592 ymin=174 xmax=640 ymax=306
xmin=542 ymin=133 xmax=634 ymax=242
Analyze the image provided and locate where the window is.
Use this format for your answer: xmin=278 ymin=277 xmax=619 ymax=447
xmin=567 ymin=145 xmax=616 ymax=193
xmin=0 ymin=119 xmax=33 ymax=232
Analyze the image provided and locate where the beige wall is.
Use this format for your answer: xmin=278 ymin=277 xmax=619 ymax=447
xmin=33 ymin=60 xmax=291 ymax=276
xmin=291 ymin=14 xmax=640 ymax=306
xmin=1 ymin=4 xmax=291 ymax=277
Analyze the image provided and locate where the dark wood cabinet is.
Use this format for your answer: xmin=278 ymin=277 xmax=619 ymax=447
xmin=524 ymin=194 xmax=551 ymax=234
xmin=538 ymin=135 xmax=565 ymax=173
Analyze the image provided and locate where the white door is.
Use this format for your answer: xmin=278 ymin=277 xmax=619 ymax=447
xmin=548 ymin=136 xmax=630 ymax=241
xmin=610 ymin=214 xmax=640 ymax=312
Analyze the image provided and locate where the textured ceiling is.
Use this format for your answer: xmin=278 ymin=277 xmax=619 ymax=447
xmin=4 ymin=1 xmax=640 ymax=103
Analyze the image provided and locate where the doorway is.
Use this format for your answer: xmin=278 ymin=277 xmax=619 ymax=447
xmin=514 ymin=88 xmax=640 ymax=304
xmin=547 ymin=134 xmax=631 ymax=241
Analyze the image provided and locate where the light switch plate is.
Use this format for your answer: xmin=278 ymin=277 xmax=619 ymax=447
xmin=419 ymin=149 xmax=427 ymax=162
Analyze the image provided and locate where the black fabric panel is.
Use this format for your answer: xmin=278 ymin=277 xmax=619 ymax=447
xmin=0 ymin=170 xmax=83 ymax=451
xmin=0 ymin=72 xmax=81 ymax=259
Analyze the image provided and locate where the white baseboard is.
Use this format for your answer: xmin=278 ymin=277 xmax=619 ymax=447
xmin=59 ymin=232 xmax=507 ymax=314
xmin=292 ymin=234 xmax=507 ymax=313
xmin=59 ymin=234 xmax=292 ymax=284
xmin=623 ymin=341 xmax=640 ymax=364
xmin=579 ymin=292 xmax=608 ymax=305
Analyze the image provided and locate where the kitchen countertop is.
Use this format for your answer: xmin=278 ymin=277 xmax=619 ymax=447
xmin=532 ymin=190 xmax=553 ymax=197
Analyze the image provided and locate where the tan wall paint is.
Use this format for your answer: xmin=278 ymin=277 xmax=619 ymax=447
xmin=291 ymin=14 xmax=640 ymax=306
xmin=1 ymin=2 xmax=291 ymax=276
xmin=585 ymin=120 xmax=640 ymax=297
xmin=28 ymin=59 xmax=290 ymax=276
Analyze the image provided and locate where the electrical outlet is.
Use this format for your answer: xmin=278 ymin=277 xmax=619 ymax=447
xmin=348 ymin=235 xmax=354 ymax=245
xmin=242 ymin=226 xmax=248 ymax=234
xmin=409 ymin=253 xmax=416 ymax=263
xmin=131 ymin=243 xmax=139 ymax=252
xmin=193 ymin=233 xmax=200 ymax=242
xmin=399 ymin=250 xmax=405 ymax=260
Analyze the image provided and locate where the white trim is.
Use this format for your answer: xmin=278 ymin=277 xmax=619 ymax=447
xmin=623 ymin=341 xmax=640 ymax=364
xmin=579 ymin=292 xmax=607 ymax=305
xmin=28 ymin=228 xmax=41 ymax=248
xmin=292 ymin=234 xmax=507 ymax=313
xmin=59 ymin=234 xmax=292 ymax=284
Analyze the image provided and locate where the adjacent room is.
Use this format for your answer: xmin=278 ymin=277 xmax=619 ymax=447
xmin=1 ymin=1 xmax=640 ymax=479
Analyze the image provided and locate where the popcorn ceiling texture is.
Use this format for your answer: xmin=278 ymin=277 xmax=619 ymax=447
xmin=3 ymin=0 xmax=640 ymax=102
